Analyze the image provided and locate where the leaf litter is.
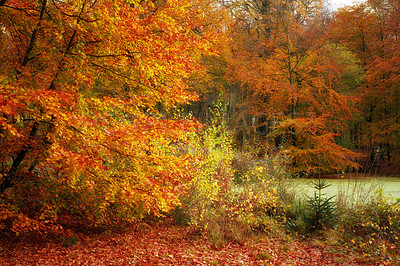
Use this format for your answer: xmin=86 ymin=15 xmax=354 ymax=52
xmin=0 ymin=219 xmax=396 ymax=265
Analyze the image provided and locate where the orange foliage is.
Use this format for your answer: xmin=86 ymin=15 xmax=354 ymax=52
xmin=331 ymin=0 xmax=400 ymax=170
xmin=0 ymin=0 xmax=221 ymax=232
xmin=225 ymin=0 xmax=358 ymax=174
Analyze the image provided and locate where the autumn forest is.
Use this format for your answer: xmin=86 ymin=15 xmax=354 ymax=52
xmin=1 ymin=0 xmax=400 ymax=264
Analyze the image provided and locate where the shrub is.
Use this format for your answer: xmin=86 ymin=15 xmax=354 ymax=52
xmin=176 ymin=102 xmax=284 ymax=247
xmin=341 ymin=189 xmax=400 ymax=245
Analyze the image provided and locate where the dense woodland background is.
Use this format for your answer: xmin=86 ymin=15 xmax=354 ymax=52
xmin=191 ymin=0 xmax=400 ymax=176
xmin=0 ymin=0 xmax=399 ymax=238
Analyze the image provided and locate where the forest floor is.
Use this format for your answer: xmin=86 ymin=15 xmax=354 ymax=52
xmin=0 ymin=218 xmax=398 ymax=265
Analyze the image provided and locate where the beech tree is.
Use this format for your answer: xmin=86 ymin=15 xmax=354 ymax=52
xmin=0 ymin=0 xmax=220 ymax=232
xmin=361 ymin=0 xmax=400 ymax=170
xmin=330 ymin=0 xmax=400 ymax=172
xmin=224 ymin=0 xmax=359 ymax=174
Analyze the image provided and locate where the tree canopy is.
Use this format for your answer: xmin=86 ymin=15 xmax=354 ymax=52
xmin=0 ymin=0 xmax=221 ymax=231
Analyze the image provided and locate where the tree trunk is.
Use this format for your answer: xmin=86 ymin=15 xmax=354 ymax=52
xmin=1 ymin=122 xmax=38 ymax=192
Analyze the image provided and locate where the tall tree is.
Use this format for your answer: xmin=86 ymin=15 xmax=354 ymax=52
xmin=225 ymin=0 xmax=359 ymax=174
xmin=0 ymin=0 xmax=220 ymax=231
xmin=330 ymin=0 xmax=400 ymax=173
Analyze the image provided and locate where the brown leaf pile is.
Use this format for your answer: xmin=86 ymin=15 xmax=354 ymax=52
xmin=0 ymin=220 xmax=396 ymax=265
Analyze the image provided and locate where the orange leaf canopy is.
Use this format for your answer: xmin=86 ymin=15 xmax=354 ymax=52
xmin=0 ymin=0 xmax=219 ymax=226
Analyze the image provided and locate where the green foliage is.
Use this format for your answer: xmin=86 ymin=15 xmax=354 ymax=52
xmin=284 ymin=179 xmax=338 ymax=234
xmin=281 ymin=179 xmax=399 ymax=254
xmin=341 ymin=189 xmax=400 ymax=245
xmin=256 ymin=252 xmax=273 ymax=261
xmin=171 ymin=206 xmax=191 ymax=227
xmin=281 ymin=192 xmax=308 ymax=235
xmin=323 ymin=43 xmax=365 ymax=95
xmin=62 ymin=232 xmax=78 ymax=248
xmin=176 ymin=103 xmax=283 ymax=248
xmin=304 ymin=180 xmax=338 ymax=232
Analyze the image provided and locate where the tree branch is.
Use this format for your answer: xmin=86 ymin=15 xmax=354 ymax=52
xmin=51 ymin=0 xmax=99 ymax=23
xmin=66 ymin=51 xmax=140 ymax=59
xmin=22 ymin=0 xmax=47 ymax=66
xmin=49 ymin=2 xmax=87 ymax=90
xmin=1 ymin=122 xmax=38 ymax=193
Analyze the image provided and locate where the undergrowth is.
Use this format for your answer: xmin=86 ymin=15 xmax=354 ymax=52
xmin=174 ymin=102 xmax=285 ymax=248
xmin=170 ymin=102 xmax=399 ymax=258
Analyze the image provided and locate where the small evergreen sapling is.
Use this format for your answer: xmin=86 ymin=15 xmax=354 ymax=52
xmin=305 ymin=179 xmax=338 ymax=231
